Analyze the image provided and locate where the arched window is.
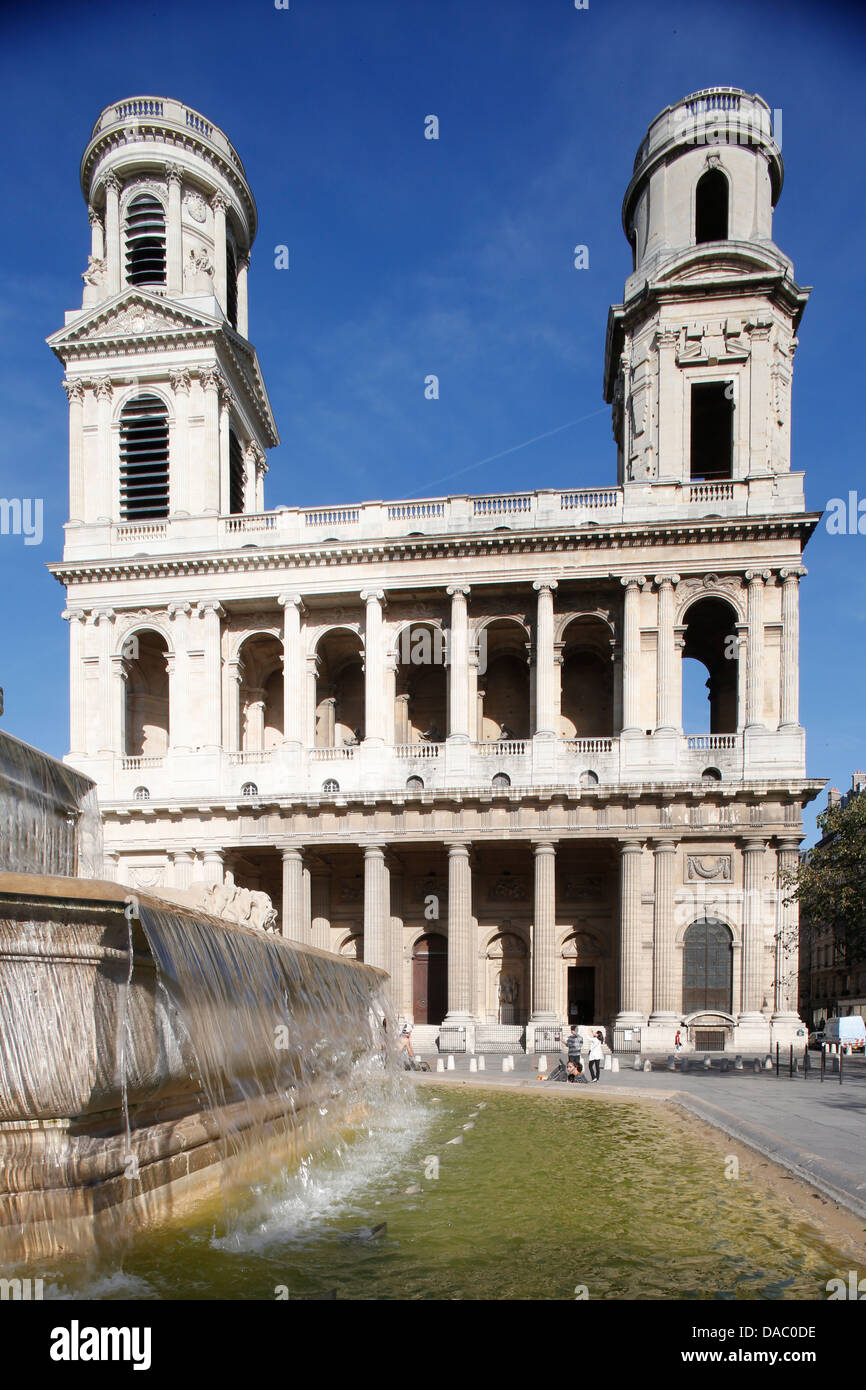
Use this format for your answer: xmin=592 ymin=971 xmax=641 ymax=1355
xmin=579 ymin=769 xmax=599 ymax=788
xmin=683 ymin=919 xmax=733 ymax=1014
xmin=226 ymin=240 xmax=238 ymax=329
xmin=322 ymin=779 xmax=340 ymax=794
xmin=124 ymin=194 xmax=166 ymax=285
xmin=241 ymin=782 xmax=258 ymax=797
xmin=491 ymin=772 xmax=511 ymax=789
xmin=229 ymin=428 xmax=245 ymax=515
xmin=695 ymin=168 xmax=729 ymax=244
xmin=132 ymin=786 xmax=150 ymax=801
xmin=406 ymin=775 xmax=424 ymax=792
xmin=682 ymin=598 xmax=739 ymax=734
xmin=119 ymin=395 xmax=169 ymax=519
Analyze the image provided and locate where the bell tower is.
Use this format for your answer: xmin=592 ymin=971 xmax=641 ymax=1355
xmin=49 ymin=97 xmax=278 ymax=528
xmin=604 ymin=88 xmax=809 ymax=495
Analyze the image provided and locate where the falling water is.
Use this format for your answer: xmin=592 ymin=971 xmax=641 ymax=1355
xmin=0 ymin=728 xmax=100 ymax=877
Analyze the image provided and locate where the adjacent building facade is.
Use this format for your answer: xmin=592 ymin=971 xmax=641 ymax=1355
xmin=799 ymin=773 xmax=866 ymax=1028
xmin=49 ymin=88 xmax=823 ymax=1053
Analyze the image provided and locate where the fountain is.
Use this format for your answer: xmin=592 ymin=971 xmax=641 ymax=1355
xmin=0 ymin=728 xmax=390 ymax=1263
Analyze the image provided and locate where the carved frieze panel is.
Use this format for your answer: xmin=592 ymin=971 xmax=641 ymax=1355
xmin=488 ymin=875 xmax=529 ymax=903
xmin=686 ymin=854 xmax=732 ymax=882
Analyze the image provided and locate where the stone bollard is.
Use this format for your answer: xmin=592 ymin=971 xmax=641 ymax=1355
xmin=734 ymin=1054 xmax=744 ymax=1071
xmin=538 ymin=1056 xmax=547 ymax=1072
xmin=703 ymin=1056 xmax=712 ymax=1070
xmin=603 ymin=1054 xmax=612 ymax=1070
xmin=764 ymin=1055 xmax=774 ymax=1070
xmin=643 ymin=1058 xmax=652 ymax=1073
xmin=447 ymin=1055 xmax=455 ymax=1070
xmin=720 ymin=1059 xmax=730 ymax=1073
xmin=469 ymin=1057 xmax=477 ymax=1072
xmin=436 ymin=1057 xmax=445 ymax=1072
xmin=611 ymin=1056 xmax=619 ymax=1073
xmin=666 ymin=1055 xmax=677 ymax=1071
xmin=502 ymin=1056 xmax=510 ymax=1073
xmin=633 ymin=1054 xmax=643 ymax=1071
xmin=478 ymin=1056 xmax=486 ymax=1071
xmin=753 ymin=1058 xmax=761 ymax=1073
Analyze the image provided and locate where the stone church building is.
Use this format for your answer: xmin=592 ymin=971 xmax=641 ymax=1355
xmin=49 ymin=88 xmax=822 ymax=1054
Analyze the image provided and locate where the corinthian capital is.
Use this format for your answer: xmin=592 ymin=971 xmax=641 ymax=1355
xmin=62 ymin=378 xmax=87 ymax=404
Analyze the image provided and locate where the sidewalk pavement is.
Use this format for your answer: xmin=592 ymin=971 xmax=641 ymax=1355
xmin=410 ymin=1051 xmax=866 ymax=1221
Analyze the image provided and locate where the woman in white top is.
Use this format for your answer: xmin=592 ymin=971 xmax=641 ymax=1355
xmin=587 ymin=1031 xmax=604 ymax=1082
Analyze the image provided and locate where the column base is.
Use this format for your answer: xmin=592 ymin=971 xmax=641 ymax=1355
xmin=614 ymin=1012 xmax=646 ymax=1031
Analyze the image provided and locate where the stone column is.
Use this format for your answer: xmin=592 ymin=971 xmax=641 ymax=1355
xmin=198 ymin=368 xmax=222 ymax=515
xmin=89 ymin=207 xmax=105 ymax=262
xmin=360 ymin=590 xmax=386 ymax=742
xmin=63 ymin=379 xmax=86 ymax=525
xmin=197 ymin=602 xmax=224 ymax=751
xmin=654 ymin=575 xmax=680 ymax=732
xmin=165 ymin=164 xmax=183 ymax=296
xmin=245 ymin=688 xmax=265 ymax=751
xmin=395 ymin=692 xmax=410 ymax=744
xmin=63 ymin=609 xmax=87 ymax=756
xmin=171 ymin=850 xmax=195 ymax=890
xmin=166 ymin=602 xmax=191 ymax=751
xmin=306 ymin=654 xmax=320 ymax=747
xmin=363 ymin=844 xmax=389 ymax=971
xmin=218 ymin=380 xmax=232 ymax=516
xmin=446 ymin=586 xmax=471 ymax=741
xmin=779 ymin=568 xmax=805 ymax=729
xmin=168 ymin=369 xmax=191 ymax=516
xmin=201 ymin=848 xmax=224 ymax=889
xmin=745 ymin=571 xmax=770 ymax=729
xmin=281 ymin=846 xmax=305 ymax=941
xmin=211 ymin=193 xmax=228 ymax=312
xmin=103 ymin=173 xmax=121 ymax=296
xmin=740 ymin=838 xmax=768 ymax=1019
xmin=445 ymin=841 xmax=473 ymax=1020
xmin=237 ymin=253 xmax=250 ymax=338
xmin=616 ymin=841 xmax=645 ymax=1027
xmin=94 ymin=377 xmax=114 ymax=522
xmin=774 ymin=839 xmax=801 ymax=1018
xmin=226 ymin=659 xmax=242 ymax=752
xmin=311 ymin=872 xmax=331 ymax=952
xmin=532 ymin=581 xmax=558 ymax=737
xmin=649 ymin=840 xmax=679 ymax=1020
xmin=278 ymin=594 xmax=305 ymax=748
xmin=93 ymin=608 xmax=116 ymax=755
xmin=388 ymin=862 xmax=405 ymax=1009
xmin=620 ymin=575 xmax=645 ymax=734
xmin=735 ymin=623 xmax=748 ymax=731
xmin=530 ymin=841 xmax=557 ymax=1020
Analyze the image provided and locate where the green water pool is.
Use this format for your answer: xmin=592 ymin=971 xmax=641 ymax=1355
xmin=41 ymin=1086 xmax=850 ymax=1300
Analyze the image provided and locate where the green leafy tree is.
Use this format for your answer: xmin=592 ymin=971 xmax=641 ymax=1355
xmin=786 ymin=794 xmax=866 ymax=963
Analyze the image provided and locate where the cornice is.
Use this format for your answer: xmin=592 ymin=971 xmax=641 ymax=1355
xmin=49 ymin=512 xmax=821 ymax=587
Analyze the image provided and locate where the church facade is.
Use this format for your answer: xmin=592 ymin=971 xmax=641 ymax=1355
xmin=49 ymin=88 xmax=822 ymax=1054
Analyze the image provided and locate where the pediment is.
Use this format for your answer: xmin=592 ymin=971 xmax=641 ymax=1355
xmin=652 ymin=242 xmax=792 ymax=290
xmin=48 ymin=291 xmax=221 ymax=352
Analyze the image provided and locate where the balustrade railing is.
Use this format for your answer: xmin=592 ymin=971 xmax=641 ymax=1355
xmin=563 ymin=738 xmax=615 ymax=754
xmin=121 ymin=756 xmax=164 ymax=770
xmin=394 ymin=742 xmax=442 ymax=759
xmin=309 ymin=746 xmax=357 ymax=760
xmin=686 ymin=734 xmax=738 ymax=750
xmin=229 ymin=750 xmax=274 ymax=764
xmin=475 ymin=740 xmax=529 ymax=756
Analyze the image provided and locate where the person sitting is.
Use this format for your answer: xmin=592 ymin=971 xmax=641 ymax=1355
xmin=398 ymin=1021 xmax=416 ymax=1060
xmin=566 ymin=1059 xmax=588 ymax=1084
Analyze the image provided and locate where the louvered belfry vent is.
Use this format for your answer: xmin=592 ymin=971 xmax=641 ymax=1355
xmin=119 ymin=395 xmax=169 ymax=519
xmin=229 ymin=429 xmax=245 ymax=514
xmin=125 ymin=194 xmax=166 ymax=286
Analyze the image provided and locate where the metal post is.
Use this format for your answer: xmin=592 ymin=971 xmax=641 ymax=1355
xmin=820 ymin=1044 xmax=825 ymax=1082
xmin=775 ymin=1042 xmax=780 ymax=1077
xmin=789 ymin=1044 xmax=793 ymax=1078
xmin=840 ymin=1046 xmax=844 ymax=1086
xmin=804 ymin=1046 xmax=809 ymax=1077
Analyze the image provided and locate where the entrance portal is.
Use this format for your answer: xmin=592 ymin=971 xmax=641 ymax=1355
xmin=568 ymin=965 xmax=595 ymax=1025
xmin=413 ymin=934 xmax=447 ymax=1025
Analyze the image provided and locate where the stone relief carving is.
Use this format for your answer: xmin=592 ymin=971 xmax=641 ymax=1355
xmin=184 ymin=192 xmax=208 ymax=223
xmin=488 ymin=875 xmax=529 ymax=903
xmin=687 ymin=855 xmax=732 ymax=881
xmin=339 ymin=880 xmax=363 ymax=903
xmin=562 ymin=876 xmax=603 ymax=901
xmin=185 ymin=246 xmax=214 ymax=292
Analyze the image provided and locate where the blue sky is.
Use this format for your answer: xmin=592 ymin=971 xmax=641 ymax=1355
xmin=0 ymin=0 xmax=863 ymax=843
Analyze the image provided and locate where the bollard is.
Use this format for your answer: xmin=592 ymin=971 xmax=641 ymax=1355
xmin=764 ymin=1055 xmax=774 ymax=1070
xmin=820 ymin=1046 xmax=825 ymax=1082
xmin=538 ymin=1055 xmax=547 ymax=1072
xmin=840 ymin=1046 xmax=844 ymax=1086
xmin=753 ymin=1059 xmax=762 ymax=1074
xmin=603 ymin=1054 xmax=612 ymax=1071
xmin=478 ymin=1055 xmax=485 ymax=1071
xmin=789 ymin=1044 xmax=794 ymax=1079
xmin=633 ymin=1054 xmax=643 ymax=1071
xmin=666 ymin=1054 xmax=677 ymax=1071
xmin=611 ymin=1056 xmax=619 ymax=1073
xmin=775 ymin=1042 xmax=780 ymax=1077
xmin=469 ymin=1057 xmax=477 ymax=1073
xmin=502 ymin=1056 xmax=509 ymax=1073
xmin=436 ymin=1057 xmax=445 ymax=1072
xmin=643 ymin=1058 xmax=652 ymax=1073
xmin=703 ymin=1056 xmax=712 ymax=1070
xmin=734 ymin=1054 xmax=744 ymax=1071
xmin=447 ymin=1054 xmax=455 ymax=1070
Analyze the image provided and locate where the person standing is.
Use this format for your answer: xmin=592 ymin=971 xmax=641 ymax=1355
xmin=587 ymin=1030 xmax=604 ymax=1083
xmin=566 ymin=1025 xmax=583 ymax=1080
xmin=674 ymin=1028 xmax=682 ymax=1055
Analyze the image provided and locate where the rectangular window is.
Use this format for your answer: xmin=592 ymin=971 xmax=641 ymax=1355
xmin=690 ymin=381 xmax=733 ymax=481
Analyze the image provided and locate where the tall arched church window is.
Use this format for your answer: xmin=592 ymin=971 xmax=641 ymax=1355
xmin=695 ymin=168 xmax=729 ymax=244
xmin=124 ymin=194 xmax=166 ymax=286
xmin=226 ymin=240 xmax=238 ymax=329
xmin=229 ymin=428 xmax=245 ymax=515
xmin=119 ymin=396 xmax=169 ymax=520
xmin=683 ymin=919 xmax=733 ymax=1014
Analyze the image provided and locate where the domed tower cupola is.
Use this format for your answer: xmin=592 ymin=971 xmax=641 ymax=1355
xmin=49 ymin=98 xmax=278 ymax=528
xmin=604 ymin=88 xmax=809 ymax=494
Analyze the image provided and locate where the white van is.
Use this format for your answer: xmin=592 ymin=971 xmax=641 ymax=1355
xmin=824 ymin=1016 xmax=866 ymax=1052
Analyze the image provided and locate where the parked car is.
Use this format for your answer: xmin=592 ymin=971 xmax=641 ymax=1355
xmin=824 ymin=1016 xmax=866 ymax=1052
xmin=807 ymin=1030 xmax=826 ymax=1051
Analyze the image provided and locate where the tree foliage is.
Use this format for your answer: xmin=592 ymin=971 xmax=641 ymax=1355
xmin=787 ymin=793 xmax=866 ymax=962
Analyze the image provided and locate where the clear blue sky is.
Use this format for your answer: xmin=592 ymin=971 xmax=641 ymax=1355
xmin=0 ymin=0 xmax=863 ymax=844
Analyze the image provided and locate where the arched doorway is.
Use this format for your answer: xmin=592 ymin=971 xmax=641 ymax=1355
xmin=682 ymin=597 xmax=739 ymax=734
xmin=683 ymin=919 xmax=733 ymax=1014
xmin=412 ymin=933 xmax=447 ymax=1025
xmin=559 ymin=615 xmax=614 ymax=738
xmin=124 ymin=629 xmax=170 ymax=755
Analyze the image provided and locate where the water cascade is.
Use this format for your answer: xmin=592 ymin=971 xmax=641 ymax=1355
xmin=0 ymin=730 xmax=390 ymax=1262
